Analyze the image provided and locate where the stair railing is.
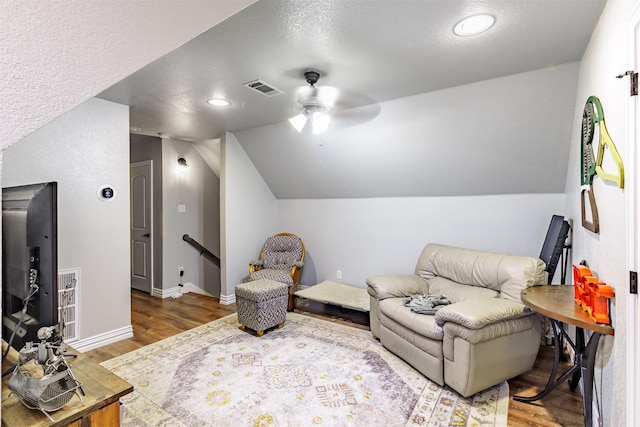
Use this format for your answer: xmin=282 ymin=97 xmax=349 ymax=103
xmin=182 ymin=234 xmax=221 ymax=268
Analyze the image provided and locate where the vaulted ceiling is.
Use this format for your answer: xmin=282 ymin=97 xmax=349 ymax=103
xmin=98 ymin=0 xmax=606 ymax=199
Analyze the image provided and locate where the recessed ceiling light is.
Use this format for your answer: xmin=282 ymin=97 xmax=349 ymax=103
xmin=453 ymin=14 xmax=495 ymax=36
xmin=207 ymin=98 xmax=231 ymax=107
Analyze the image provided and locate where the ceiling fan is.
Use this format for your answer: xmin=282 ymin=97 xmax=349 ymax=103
xmin=289 ymin=70 xmax=337 ymax=135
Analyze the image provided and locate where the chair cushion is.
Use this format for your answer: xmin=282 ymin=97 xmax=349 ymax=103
xmin=250 ymin=269 xmax=294 ymax=285
xmin=236 ymin=279 xmax=288 ymax=302
xmin=414 ymin=243 xmax=547 ymax=302
xmin=427 ymin=276 xmax=499 ymax=303
xmin=262 ymin=235 xmax=303 ymax=269
xmin=378 ymin=298 xmax=443 ymax=341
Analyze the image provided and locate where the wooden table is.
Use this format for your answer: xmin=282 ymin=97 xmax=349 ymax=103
xmin=514 ymin=285 xmax=614 ymax=427
xmin=2 ymin=343 xmax=133 ymax=426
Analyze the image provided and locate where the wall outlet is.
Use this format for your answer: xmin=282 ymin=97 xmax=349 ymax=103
xmin=336 ymin=270 xmax=342 ymax=279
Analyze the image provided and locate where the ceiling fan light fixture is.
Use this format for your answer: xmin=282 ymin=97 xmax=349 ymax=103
xmin=453 ymin=14 xmax=495 ymax=36
xmin=311 ymin=111 xmax=330 ymax=135
xmin=289 ymin=105 xmax=331 ymax=134
xmin=289 ymin=70 xmax=332 ymax=135
xmin=289 ymin=113 xmax=307 ymax=133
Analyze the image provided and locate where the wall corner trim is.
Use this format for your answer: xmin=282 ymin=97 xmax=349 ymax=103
xmin=71 ymin=325 xmax=134 ymax=353
xmin=219 ymin=293 xmax=236 ymax=305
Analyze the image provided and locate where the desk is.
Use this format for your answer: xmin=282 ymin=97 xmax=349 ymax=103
xmin=514 ymin=285 xmax=614 ymax=427
xmin=2 ymin=344 xmax=133 ymax=426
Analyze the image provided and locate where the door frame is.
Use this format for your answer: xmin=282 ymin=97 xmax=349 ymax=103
xmin=131 ymin=160 xmax=154 ymax=294
xmin=627 ymin=6 xmax=640 ymax=427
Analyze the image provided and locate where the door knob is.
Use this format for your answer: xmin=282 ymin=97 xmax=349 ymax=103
xmin=142 ymin=233 xmax=150 ymax=237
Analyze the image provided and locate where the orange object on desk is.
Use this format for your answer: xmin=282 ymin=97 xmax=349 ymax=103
xmin=589 ymin=281 xmax=614 ymax=324
xmin=572 ymin=264 xmax=614 ymax=325
xmin=572 ymin=264 xmax=592 ymax=303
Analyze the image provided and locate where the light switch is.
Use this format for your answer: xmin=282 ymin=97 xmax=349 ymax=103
xmin=178 ymin=204 xmax=186 ymax=213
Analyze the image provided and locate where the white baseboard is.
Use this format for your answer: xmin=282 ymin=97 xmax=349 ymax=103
xmin=152 ymin=283 xmax=213 ymax=299
xmin=219 ymin=293 xmax=236 ymax=305
xmin=181 ymin=283 xmax=213 ymax=297
xmin=70 ymin=325 xmax=134 ymax=352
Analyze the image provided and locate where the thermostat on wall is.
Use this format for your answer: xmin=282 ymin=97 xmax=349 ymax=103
xmin=97 ymin=185 xmax=116 ymax=201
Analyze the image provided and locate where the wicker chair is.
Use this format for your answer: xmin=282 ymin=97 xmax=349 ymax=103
xmin=248 ymin=233 xmax=305 ymax=311
xmin=249 ymin=232 xmax=305 ymax=285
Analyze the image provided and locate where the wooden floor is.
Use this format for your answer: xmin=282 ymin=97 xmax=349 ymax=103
xmin=86 ymin=290 xmax=585 ymax=426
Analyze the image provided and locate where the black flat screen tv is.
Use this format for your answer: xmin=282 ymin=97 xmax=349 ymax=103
xmin=2 ymin=182 xmax=58 ymax=352
xmin=539 ymin=215 xmax=570 ymax=284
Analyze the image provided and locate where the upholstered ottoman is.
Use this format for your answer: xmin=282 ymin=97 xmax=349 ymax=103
xmin=235 ymin=279 xmax=288 ymax=336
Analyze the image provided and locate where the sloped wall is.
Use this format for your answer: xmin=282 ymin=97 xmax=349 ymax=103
xmin=1 ymin=1 xmax=255 ymax=150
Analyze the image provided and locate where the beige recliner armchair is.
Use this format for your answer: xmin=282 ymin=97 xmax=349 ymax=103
xmin=367 ymin=243 xmax=547 ymax=397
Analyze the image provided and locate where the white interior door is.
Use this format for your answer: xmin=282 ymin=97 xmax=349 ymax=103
xmin=131 ymin=161 xmax=153 ymax=293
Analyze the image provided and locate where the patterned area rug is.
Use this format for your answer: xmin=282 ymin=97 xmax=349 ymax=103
xmin=101 ymin=313 xmax=508 ymax=426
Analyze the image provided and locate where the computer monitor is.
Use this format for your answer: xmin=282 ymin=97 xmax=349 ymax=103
xmin=539 ymin=215 xmax=570 ymax=284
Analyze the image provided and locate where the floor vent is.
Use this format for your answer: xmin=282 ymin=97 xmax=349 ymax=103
xmin=242 ymin=79 xmax=284 ymax=97
xmin=58 ymin=268 xmax=80 ymax=342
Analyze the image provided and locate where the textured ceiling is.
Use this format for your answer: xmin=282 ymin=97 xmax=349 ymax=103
xmin=98 ymin=0 xmax=606 ymax=198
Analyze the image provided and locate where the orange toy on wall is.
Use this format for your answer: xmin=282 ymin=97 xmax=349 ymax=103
xmin=572 ymin=264 xmax=614 ymax=324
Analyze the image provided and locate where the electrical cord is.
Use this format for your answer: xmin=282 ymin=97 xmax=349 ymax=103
xmin=2 ymin=281 xmax=40 ymax=363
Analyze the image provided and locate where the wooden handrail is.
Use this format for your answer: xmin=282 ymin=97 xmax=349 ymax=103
xmin=182 ymin=234 xmax=220 ymax=268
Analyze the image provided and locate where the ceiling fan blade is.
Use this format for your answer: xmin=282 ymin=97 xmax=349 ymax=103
xmin=331 ymin=103 xmax=382 ymax=129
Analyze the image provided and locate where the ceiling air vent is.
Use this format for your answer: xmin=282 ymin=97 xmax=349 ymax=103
xmin=242 ymin=79 xmax=284 ymax=97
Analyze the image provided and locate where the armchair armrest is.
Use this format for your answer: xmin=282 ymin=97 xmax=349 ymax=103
xmin=290 ymin=262 xmax=304 ymax=284
xmin=366 ymin=274 xmax=429 ymax=301
xmin=438 ymin=298 xmax=541 ymax=364
xmin=435 ymin=297 xmax=532 ymax=329
xmin=249 ymin=259 xmax=263 ymax=275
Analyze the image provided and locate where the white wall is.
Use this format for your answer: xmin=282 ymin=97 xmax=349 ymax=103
xmin=279 ymin=194 xmax=566 ymax=287
xmin=161 ymin=138 xmax=220 ymax=296
xmin=564 ymin=1 xmax=639 ymax=425
xmin=220 ymin=132 xmax=278 ymax=302
xmin=2 ymin=97 xmax=131 ymax=345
